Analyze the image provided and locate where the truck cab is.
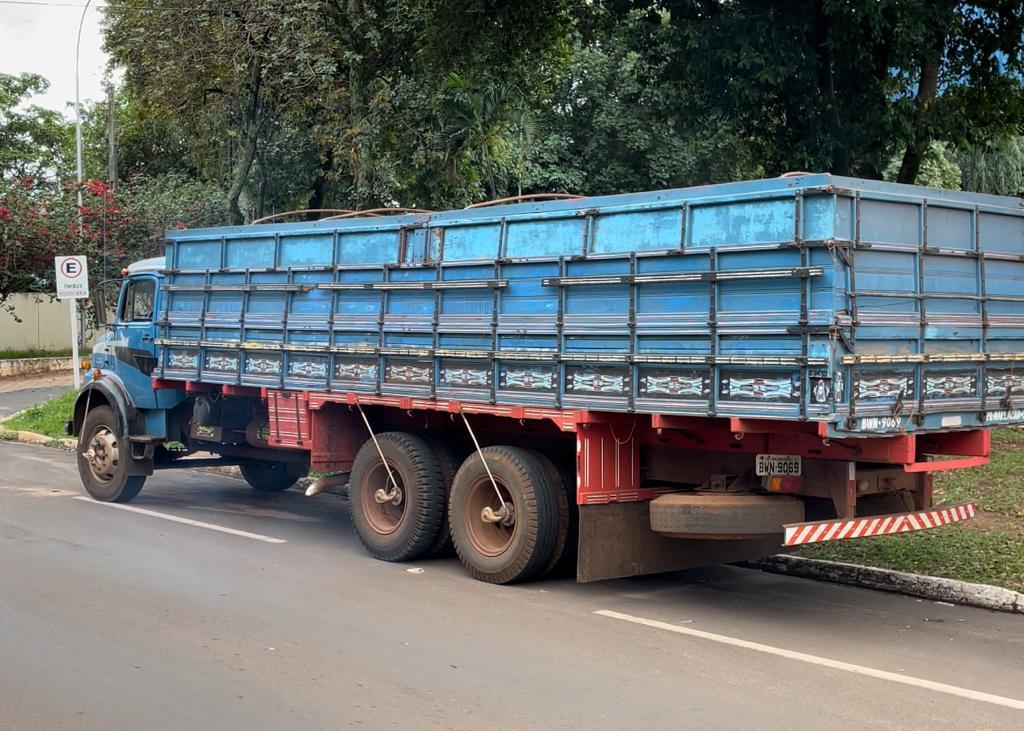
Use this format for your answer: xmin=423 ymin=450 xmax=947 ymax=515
xmin=88 ymin=257 xmax=163 ymax=409
xmin=71 ymin=257 xmax=307 ymax=503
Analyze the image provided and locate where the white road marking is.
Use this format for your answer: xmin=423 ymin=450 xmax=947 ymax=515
xmin=72 ymin=496 xmax=287 ymax=544
xmin=594 ymin=609 xmax=1024 ymax=711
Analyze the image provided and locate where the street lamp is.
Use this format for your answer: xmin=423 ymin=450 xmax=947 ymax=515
xmin=75 ymin=0 xmax=93 ymax=234
xmin=72 ymin=0 xmax=92 ymax=391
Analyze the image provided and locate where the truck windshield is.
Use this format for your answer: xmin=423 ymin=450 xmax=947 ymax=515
xmin=120 ymin=278 xmax=156 ymax=322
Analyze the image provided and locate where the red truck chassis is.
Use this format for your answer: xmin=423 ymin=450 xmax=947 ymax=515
xmin=154 ymin=378 xmax=985 ymax=580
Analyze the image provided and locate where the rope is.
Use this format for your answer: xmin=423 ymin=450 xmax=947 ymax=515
xmin=459 ymin=412 xmax=508 ymax=511
xmin=355 ymin=403 xmax=401 ymax=503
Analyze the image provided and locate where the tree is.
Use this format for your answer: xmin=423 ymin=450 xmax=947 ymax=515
xmin=0 ymin=173 xmax=229 ymax=313
xmin=0 ymin=73 xmax=73 ymax=181
xmin=955 ymin=136 xmax=1024 ymax=196
xmin=104 ymin=0 xmax=332 ymax=223
xmin=102 ymin=0 xmax=576 ymax=214
xmin=608 ymin=1 xmax=1024 ymax=184
xmin=522 ymin=9 xmax=762 ymax=196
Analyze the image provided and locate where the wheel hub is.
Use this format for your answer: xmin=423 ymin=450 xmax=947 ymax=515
xmin=362 ymin=461 xmax=406 ymax=535
xmin=84 ymin=428 xmax=118 ymax=481
xmin=465 ymin=478 xmax=517 ymax=557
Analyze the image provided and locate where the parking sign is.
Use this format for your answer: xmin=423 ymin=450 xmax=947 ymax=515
xmin=55 ymin=256 xmax=89 ymax=299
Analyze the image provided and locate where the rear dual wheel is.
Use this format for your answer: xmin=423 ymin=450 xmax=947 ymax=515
xmin=348 ymin=432 xmax=447 ymax=562
xmin=449 ymin=446 xmax=561 ymax=584
xmin=348 ymin=434 xmax=573 ymax=585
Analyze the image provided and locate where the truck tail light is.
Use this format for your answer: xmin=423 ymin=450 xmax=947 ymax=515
xmin=765 ymin=475 xmax=802 ymax=493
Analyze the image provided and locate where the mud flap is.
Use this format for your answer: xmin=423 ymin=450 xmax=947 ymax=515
xmin=576 ymin=502 xmax=789 ymax=583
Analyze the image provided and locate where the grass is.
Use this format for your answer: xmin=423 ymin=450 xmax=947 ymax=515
xmin=1 ymin=389 xmax=77 ymax=439
xmin=0 ymin=347 xmax=73 ymax=360
xmin=932 ymin=429 xmax=1024 ymax=518
xmin=798 ymin=428 xmax=1024 ymax=592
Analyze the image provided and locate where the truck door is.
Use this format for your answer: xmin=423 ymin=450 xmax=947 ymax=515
xmin=111 ymin=274 xmax=160 ymax=409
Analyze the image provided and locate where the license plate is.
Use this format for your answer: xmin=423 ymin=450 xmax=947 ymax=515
xmin=755 ymin=454 xmax=801 ymax=477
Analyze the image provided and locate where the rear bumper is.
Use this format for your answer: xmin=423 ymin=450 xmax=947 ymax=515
xmin=783 ymin=501 xmax=977 ymax=547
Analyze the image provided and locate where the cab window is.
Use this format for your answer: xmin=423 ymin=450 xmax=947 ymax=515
xmin=119 ymin=278 xmax=156 ymax=323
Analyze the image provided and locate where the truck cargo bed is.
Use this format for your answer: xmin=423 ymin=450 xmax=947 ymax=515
xmin=159 ymin=174 xmax=1024 ymax=438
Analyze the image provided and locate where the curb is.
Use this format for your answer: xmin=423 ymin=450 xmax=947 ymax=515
xmin=0 ymin=356 xmax=73 ymax=378
xmin=749 ymin=554 xmax=1024 ymax=615
xmin=0 ymin=428 xmax=76 ymax=451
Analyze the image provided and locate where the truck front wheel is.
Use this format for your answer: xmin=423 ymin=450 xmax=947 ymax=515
xmin=240 ymin=461 xmax=302 ymax=492
xmin=76 ymin=405 xmax=146 ymax=503
xmin=449 ymin=446 xmax=559 ymax=584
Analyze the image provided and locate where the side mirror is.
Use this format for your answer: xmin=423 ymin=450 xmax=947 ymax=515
xmin=94 ymin=279 xmax=122 ymax=328
xmin=94 ymin=288 xmax=108 ymax=328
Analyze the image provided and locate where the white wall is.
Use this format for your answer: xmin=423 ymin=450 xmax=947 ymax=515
xmin=0 ymin=293 xmax=93 ymax=351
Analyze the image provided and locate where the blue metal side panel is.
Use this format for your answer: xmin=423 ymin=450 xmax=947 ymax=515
xmin=157 ymin=175 xmax=1024 ymax=436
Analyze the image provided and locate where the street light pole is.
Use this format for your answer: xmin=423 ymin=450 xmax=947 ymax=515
xmin=73 ymin=0 xmax=93 ymax=390
xmin=75 ymin=0 xmax=93 ymax=233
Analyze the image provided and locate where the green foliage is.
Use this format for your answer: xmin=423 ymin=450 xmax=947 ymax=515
xmin=95 ymin=1 xmax=1024 ymax=211
xmin=7 ymin=0 xmax=1024 ymax=252
xmin=955 ymin=137 xmax=1024 ymax=196
xmin=101 ymin=1 xmax=576 ymax=213
xmin=0 ymin=174 xmax=229 ymax=308
xmin=883 ymin=141 xmax=963 ymax=190
xmin=524 ymin=12 xmax=763 ymax=195
xmin=612 ymin=1 xmax=1024 ymax=184
xmin=0 ymin=73 xmax=73 ymax=180
xmin=0 ymin=347 xmax=72 ymax=360
xmin=1 ymin=389 xmax=77 ymax=439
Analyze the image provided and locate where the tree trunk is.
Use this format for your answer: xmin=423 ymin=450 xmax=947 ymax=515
xmin=227 ymin=58 xmax=263 ymax=224
xmin=897 ymin=42 xmax=943 ymax=185
xmin=812 ymin=0 xmax=847 ymax=175
xmin=307 ymin=149 xmax=334 ymax=214
xmin=347 ymin=0 xmax=370 ymax=205
xmin=255 ymin=145 xmax=268 ymax=220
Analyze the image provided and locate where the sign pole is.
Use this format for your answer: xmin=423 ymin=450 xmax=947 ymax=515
xmin=55 ymin=255 xmax=88 ymax=391
xmin=70 ymin=298 xmax=81 ymax=390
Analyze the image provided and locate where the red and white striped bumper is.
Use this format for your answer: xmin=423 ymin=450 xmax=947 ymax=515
xmin=783 ymin=502 xmax=977 ymax=547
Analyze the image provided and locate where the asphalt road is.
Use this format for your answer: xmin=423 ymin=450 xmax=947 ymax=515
xmin=2 ymin=440 xmax=1022 ymax=730
xmin=0 ymin=374 xmax=71 ymax=420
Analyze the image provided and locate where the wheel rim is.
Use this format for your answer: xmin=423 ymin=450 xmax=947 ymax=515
xmin=464 ymin=477 xmax=515 ymax=557
xmin=83 ymin=425 xmax=119 ymax=483
xmin=360 ymin=460 xmax=406 ymax=535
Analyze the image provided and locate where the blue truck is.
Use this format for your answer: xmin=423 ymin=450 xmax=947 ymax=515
xmin=71 ymin=174 xmax=1019 ymax=583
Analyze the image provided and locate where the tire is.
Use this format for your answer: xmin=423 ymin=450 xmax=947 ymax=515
xmin=649 ymin=493 xmax=804 ymax=539
xmin=76 ymin=405 xmax=146 ymax=503
xmin=421 ymin=435 xmax=461 ymax=558
xmin=240 ymin=461 xmax=302 ymax=492
xmin=525 ymin=450 xmax=573 ymax=577
xmin=449 ymin=446 xmax=559 ymax=584
xmin=349 ymin=432 xmax=447 ymax=562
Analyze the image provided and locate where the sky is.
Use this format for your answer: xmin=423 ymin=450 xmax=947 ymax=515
xmin=0 ymin=0 xmax=109 ymax=116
